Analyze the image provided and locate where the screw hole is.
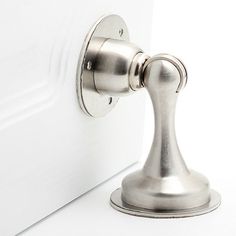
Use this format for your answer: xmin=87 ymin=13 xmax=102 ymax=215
xmin=86 ymin=61 xmax=92 ymax=70
xmin=119 ymin=28 xmax=124 ymax=37
xmin=108 ymin=97 xmax=113 ymax=104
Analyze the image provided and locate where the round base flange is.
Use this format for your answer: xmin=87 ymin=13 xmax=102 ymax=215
xmin=110 ymin=188 xmax=221 ymax=218
xmin=77 ymin=14 xmax=129 ymax=117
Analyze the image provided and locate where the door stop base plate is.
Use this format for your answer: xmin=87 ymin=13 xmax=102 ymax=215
xmin=110 ymin=188 xmax=221 ymax=218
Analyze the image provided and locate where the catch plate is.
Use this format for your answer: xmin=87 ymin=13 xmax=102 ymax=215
xmin=77 ymin=15 xmax=129 ymax=117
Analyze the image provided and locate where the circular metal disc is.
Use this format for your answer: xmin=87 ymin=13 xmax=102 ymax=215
xmin=110 ymin=188 xmax=221 ymax=218
xmin=77 ymin=15 xmax=129 ymax=117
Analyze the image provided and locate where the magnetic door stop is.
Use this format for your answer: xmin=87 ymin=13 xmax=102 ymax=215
xmin=77 ymin=14 xmax=221 ymax=218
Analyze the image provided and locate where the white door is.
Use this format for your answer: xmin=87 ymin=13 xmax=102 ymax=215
xmin=0 ymin=0 xmax=153 ymax=235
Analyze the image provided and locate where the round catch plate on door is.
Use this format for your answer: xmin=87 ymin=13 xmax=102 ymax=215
xmin=77 ymin=14 xmax=129 ymax=117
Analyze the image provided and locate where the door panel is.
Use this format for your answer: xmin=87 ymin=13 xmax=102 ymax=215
xmin=0 ymin=0 xmax=153 ymax=235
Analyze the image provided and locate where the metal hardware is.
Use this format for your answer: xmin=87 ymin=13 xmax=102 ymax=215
xmin=77 ymin=14 xmax=221 ymax=218
xmin=110 ymin=189 xmax=220 ymax=218
xmin=77 ymin=15 xmax=130 ymax=117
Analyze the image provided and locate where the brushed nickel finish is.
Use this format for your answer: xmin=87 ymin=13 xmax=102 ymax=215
xmin=78 ymin=14 xmax=221 ymax=218
xmin=77 ymin=15 xmax=129 ymax=117
xmin=93 ymin=39 xmax=147 ymax=96
xmin=110 ymin=188 xmax=221 ymax=218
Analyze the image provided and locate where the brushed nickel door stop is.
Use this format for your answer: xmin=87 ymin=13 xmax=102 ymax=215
xmin=77 ymin=14 xmax=221 ymax=218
